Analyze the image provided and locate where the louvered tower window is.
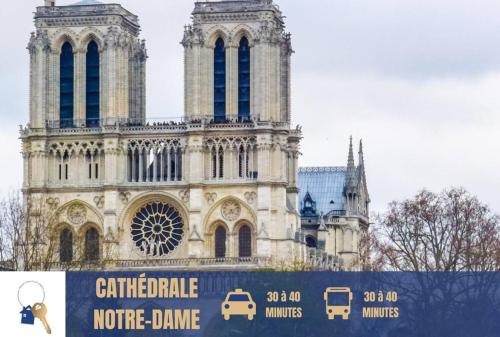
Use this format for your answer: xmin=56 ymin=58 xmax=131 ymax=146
xmin=86 ymin=41 xmax=100 ymax=127
xmin=238 ymin=37 xmax=250 ymax=121
xmin=214 ymin=38 xmax=226 ymax=123
xmin=60 ymin=42 xmax=74 ymax=128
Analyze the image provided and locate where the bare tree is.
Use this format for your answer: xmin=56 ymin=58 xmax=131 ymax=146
xmin=358 ymin=223 xmax=385 ymax=271
xmin=0 ymin=192 xmax=27 ymax=270
xmin=374 ymin=188 xmax=500 ymax=272
xmin=0 ymin=191 xmax=119 ymax=271
xmin=0 ymin=192 xmax=61 ymax=271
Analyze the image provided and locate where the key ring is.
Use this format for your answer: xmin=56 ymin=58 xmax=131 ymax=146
xmin=18 ymin=281 xmax=45 ymax=307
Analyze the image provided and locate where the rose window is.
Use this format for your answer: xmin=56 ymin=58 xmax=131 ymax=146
xmin=131 ymin=202 xmax=184 ymax=257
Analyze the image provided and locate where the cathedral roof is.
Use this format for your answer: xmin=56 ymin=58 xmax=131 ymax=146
xmin=298 ymin=167 xmax=347 ymax=215
xmin=73 ymin=0 xmax=104 ymax=4
xmin=35 ymin=0 xmax=139 ymax=35
xmin=71 ymin=0 xmax=103 ymax=5
xmin=193 ymin=0 xmax=280 ymax=15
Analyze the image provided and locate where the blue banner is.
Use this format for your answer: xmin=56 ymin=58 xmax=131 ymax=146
xmin=66 ymin=272 xmax=500 ymax=337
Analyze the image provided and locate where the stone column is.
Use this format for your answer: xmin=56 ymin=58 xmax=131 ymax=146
xmin=28 ymin=33 xmax=50 ymax=129
xmin=205 ymin=46 xmax=214 ymax=118
xmin=75 ymin=49 xmax=86 ymax=126
xmin=256 ymin=136 xmax=271 ymax=181
xmin=188 ymin=187 xmax=203 ymax=258
xmin=227 ymin=45 xmax=238 ymax=120
xmin=103 ymin=137 xmax=119 ymax=186
xmin=187 ymin=136 xmax=204 ymax=184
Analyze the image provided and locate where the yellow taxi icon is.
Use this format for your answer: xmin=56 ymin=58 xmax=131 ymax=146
xmin=221 ymin=289 xmax=256 ymax=320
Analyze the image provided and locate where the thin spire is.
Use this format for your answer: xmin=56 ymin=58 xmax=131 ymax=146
xmin=345 ymin=136 xmax=357 ymax=189
xmin=358 ymin=139 xmax=364 ymax=167
xmin=347 ymin=135 xmax=355 ymax=169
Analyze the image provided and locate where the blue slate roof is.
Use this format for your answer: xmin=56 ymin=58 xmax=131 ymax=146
xmin=298 ymin=167 xmax=346 ymax=215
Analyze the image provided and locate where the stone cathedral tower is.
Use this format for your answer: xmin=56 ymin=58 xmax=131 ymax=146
xmin=21 ymin=0 xmax=321 ymax=270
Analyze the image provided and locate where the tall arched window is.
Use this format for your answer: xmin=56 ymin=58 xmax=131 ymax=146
xmin=239 ymin=225 xmax=252 ymax=257
xmin=59 ymin=228 xmax=73 ymax=263
xmin=215 ymin=226 xmax=226 ymax=258
xmin=214 ymin=38 xmax=226 ymax=123
xmin=60 ymin=42 xmax=74 ymax=128
xmin=238 ymin=37 xmax=250 ymax=121
xmin=84 ymin=227 xmax=100 ymax=262
xmin=86 ymin=41 xmax=100 ymax=127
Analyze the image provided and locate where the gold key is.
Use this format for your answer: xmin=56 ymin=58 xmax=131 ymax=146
xmin=32 ymin=303 xmax=52 ymax=334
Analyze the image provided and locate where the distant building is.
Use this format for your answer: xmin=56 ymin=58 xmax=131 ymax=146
xmin=20 ymin=0 xmax=369 ymax=271
xmin=298 ymin=138 xmax=370 ymax=268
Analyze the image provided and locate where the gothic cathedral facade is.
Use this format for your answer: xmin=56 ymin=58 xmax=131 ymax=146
xmin=21 ymin=0 xmax=369 ymax=271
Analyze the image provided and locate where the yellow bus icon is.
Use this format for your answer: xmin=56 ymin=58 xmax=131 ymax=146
xmin=323 ymin=287 xmax=353 ymax=320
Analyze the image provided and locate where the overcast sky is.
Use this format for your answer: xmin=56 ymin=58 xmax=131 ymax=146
xmin=0 ymin=0 xmax=499 ymax=213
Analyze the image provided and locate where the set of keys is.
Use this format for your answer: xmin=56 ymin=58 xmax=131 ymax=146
xmin=18 ymin=281 xmax=52 ymax=334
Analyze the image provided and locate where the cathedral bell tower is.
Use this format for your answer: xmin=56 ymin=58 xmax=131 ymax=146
xmin=28 ymin=0 xmax=147 ymax=129
xmin=182 ymin=0 xmax=293 ymax=123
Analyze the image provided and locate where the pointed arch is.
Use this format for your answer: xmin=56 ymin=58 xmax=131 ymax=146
xmin=79 ymin=29 xmax=105 ymax=52
xmin=53 ymin=200 xmax=104 ymax=228
xmin=231 ymin=25 xmax=256 ymax=47
xmin=205 ymin=27 xmax=231 ymax=48
xmin=52 ymin=30 xmax=78 ymax=54
xmin=203 ymin=196 xmax=257 ymax=232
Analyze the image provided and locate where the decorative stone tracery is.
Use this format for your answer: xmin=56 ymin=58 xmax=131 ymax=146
xmin=205 ymin=193 xmax=218 ymax=205
xmin=67 ymin=203 xmax=87 ymax=225
xmin=130 ymin=201 xmax=185 ymax=257
xmin=221 ymin=200 xmax=241 ymax=222
xmin=244 ymin=192 xmax=257 ymax=204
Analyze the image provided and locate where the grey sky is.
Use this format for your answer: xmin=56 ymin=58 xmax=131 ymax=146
xmin=0 ymin=0 xmax=499 ymax=213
